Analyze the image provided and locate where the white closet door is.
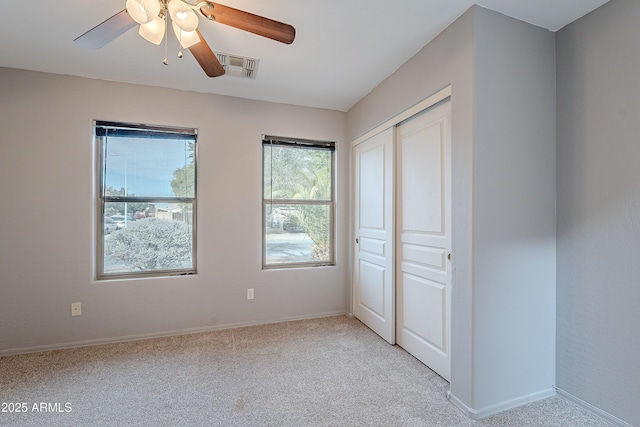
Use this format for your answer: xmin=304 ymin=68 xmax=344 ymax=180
xmin=396 ymin=100 xmax=452 ymax=380
xmin=353 ymin=127 xmax=395 ymax=344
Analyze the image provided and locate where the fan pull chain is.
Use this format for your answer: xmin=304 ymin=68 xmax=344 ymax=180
xmin=178 ymin=31 xmax=183 ymax=59
xmin=163 ymin=15 xmax=169 ymax=65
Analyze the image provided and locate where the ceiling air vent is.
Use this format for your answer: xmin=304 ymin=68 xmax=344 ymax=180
xmin=216 ymin=53 xmax=259 ymax=79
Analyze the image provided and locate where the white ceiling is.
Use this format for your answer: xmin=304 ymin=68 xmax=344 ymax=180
xmin=0 ymin=0 xmax=608 ymax=112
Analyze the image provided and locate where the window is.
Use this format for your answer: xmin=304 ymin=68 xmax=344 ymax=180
xmin=95 ymin=121 xmax=197 ymax=279
xmin=263 ymin=135 xmax=335 ymax=268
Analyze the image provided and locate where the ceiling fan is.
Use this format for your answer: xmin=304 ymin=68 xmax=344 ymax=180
xmin=74 ymin=0 xmax=296 ymax=78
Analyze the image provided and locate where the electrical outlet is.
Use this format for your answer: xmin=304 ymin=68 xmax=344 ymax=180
xmin=247 ymin=288 xmax=254 ymax=300
xmin=71 ymin=302 xmax=81 ymax=316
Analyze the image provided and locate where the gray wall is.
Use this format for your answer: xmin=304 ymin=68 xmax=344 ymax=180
xmin=348 ymin=5 xmax=556 ymax=417
xmin=556 ymin=1 xmax=640 ymax=425
xmin=472 ymin=7 xmax=556 ymax=412
xmin=0 ymin=68 xmax=349 ymax=353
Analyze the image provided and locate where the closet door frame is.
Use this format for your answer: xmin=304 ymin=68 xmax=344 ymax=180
xmin=351 ymin=85 xmax=452 ymax=344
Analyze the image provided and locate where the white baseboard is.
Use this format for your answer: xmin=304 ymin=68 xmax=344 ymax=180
xmin=555 ymin=387 xmax=634 ymax=427
xmin=447 ymin=388 xmax=557 ymax=420
xmin=0 ymin=310 xmax=348 ymax=357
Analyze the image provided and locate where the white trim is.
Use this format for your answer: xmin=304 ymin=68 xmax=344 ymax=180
xmin=447 ymin=388 xmax=556 ymax=420
xmin=352 ymin=85 xmax=452 ymax=146
xmin=0 ymin=310 xmax=347 ymax=357
xmin=555 ymin=387 xmax=634 ymax=427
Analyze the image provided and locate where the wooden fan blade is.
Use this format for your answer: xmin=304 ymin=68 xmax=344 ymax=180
xmin=74 ymin=9 xmax=137 ymax=49
xmin=200 ymin=2 xmax=295 ymax=44
xmin=188 ymin=30 xmax=226 ymax=77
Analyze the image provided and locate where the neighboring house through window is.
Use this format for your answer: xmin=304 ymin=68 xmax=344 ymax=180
xmin=263 ymin=135 xmax=335 ymax=268
xmin=95 ymin=121 xmax=197 ymax=279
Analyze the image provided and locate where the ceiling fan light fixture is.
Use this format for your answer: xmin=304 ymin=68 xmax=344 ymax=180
xmin=76 ymin=1 xmax=295 ymax=77
xmin=167 ymin=0 xmax=199 ymax=32
xmin=139 ymin=15 xmax=165 ymax=45
xmin=172 ymin=21 xmax=200 ymax=48
xmin=126 ymin=0 xmax=161 ymax=25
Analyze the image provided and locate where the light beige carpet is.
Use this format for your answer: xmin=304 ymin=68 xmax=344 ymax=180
xmin=0 ymin=316 xmax=611 ymax=426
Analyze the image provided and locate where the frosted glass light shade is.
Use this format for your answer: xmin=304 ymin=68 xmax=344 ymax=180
xmin=139 ymin=16 xmax=165 ymax=45
xmin=172 ymin=21 xmax=200 ymax=48
xmin=168 ymin=0 xmax=199 ymax=32
xmin=126 ymin=0 xmax=161 ymax=25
